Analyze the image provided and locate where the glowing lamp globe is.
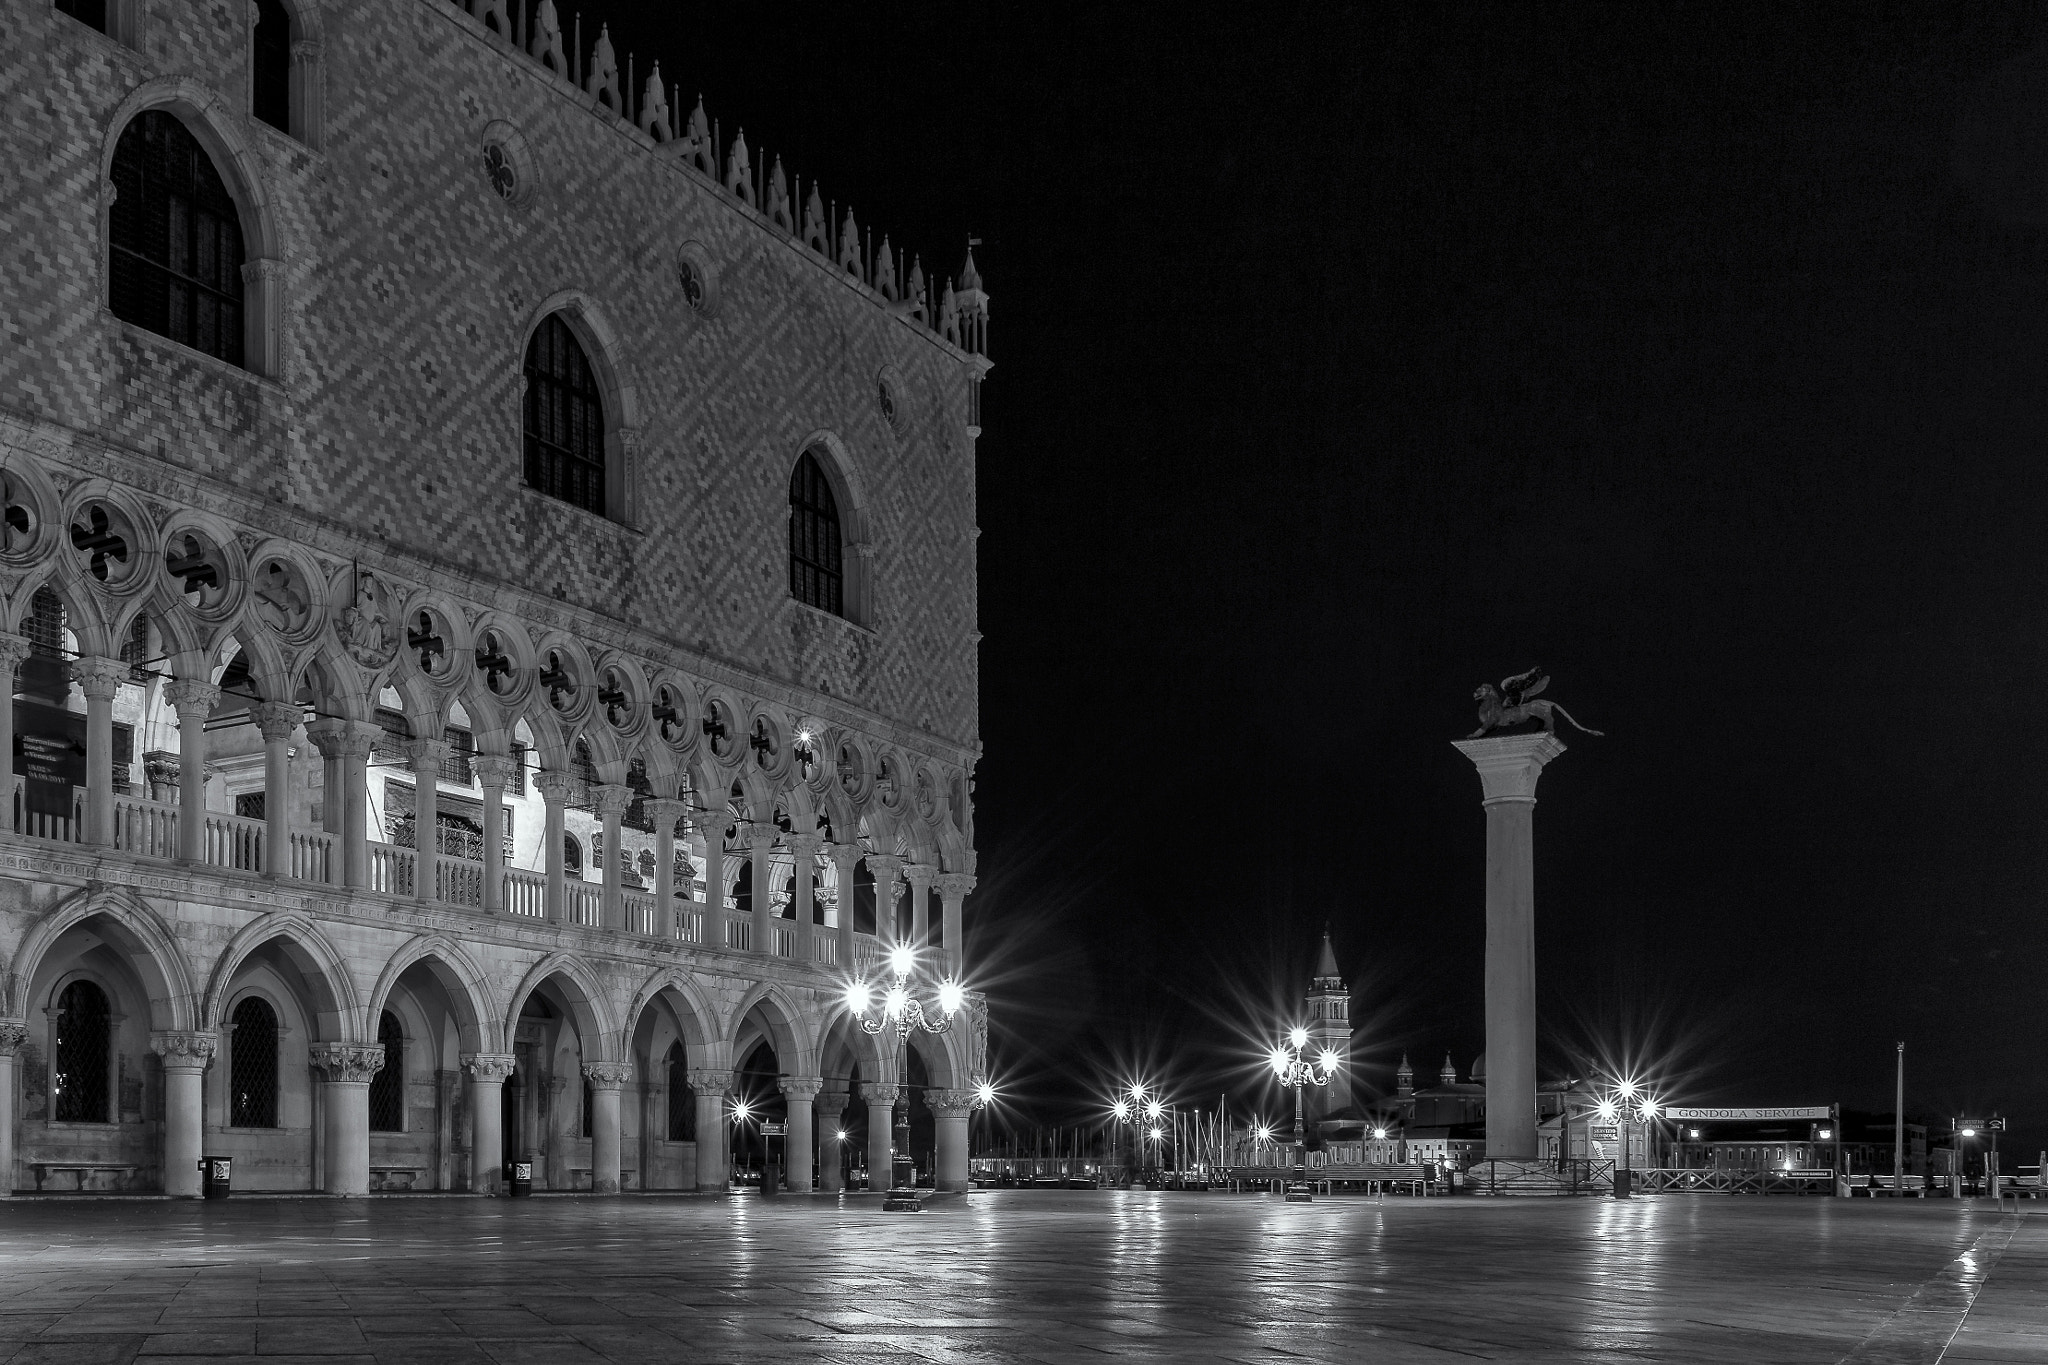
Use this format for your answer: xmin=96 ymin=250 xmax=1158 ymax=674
xmin=845 ymin=981 xmax=871 ymax=1013
xmin=1268 ymin=1047 xmax=1292 ymax=1076
xmin=975 ymin=1081 xmax=995 ymax=1106
xmin=1288 ymin=1026 xmax=1308 ymax=1050
xmin=1639 ymin=1099 xmax=1659 ymax=1119
xmin=888 ymin=944 xmax=915 ymax=976
xmin=1317 ymin=1049 xmax=1341 ymax=1073
xmin=1596 ymin=1101 xmax=1618 ymax=1122
xmin=1148 ymin=1126 xmax=1163 ymax=1141
xmin=938 ymin=980 xmax=965 ymax=1015
xmin=1145 ymin=1101 xmax=1162 ymax=1121
xmin=883 ymin=986 xmax=909 ymax=1019
xmin=1112 ymin=1100 xmax=1130 ymax=1121
xmin=1373 ymin=1127 xmax=1388 ymax=1140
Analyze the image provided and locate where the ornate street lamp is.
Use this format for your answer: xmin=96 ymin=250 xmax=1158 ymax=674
xmin=1109 ymin=1082 xmax=1166 ymax=1185
xmin=1593 ymin=1079 xmax=1660 ymax=1198
xmin=844 ymin=944 xmax=976 ymax=1210
xmin=1268 ymin=1026 xmax=1340 ymax=1203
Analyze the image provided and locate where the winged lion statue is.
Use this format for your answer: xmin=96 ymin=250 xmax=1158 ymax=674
xmin=1467 ymin=667 xmax=1603 ymax=739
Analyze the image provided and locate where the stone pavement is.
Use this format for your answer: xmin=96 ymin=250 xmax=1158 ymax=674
xmin=0 ymin=1191 xmax=2038 ymax=1364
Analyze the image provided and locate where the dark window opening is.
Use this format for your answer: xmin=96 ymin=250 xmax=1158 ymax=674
xmin=853 ymin=858 xmax=877 ymax=935
xmin=119 ymin=613 xmax=151 ymax=681
xmin=111 ymin=722 xmax=132 ymax=797
xmin=666 ymin=1043 xmax=694 ymax=1141
xmin=229 ymin=996 xmax=279 ymax=1128
xmin=368 ymin=1011 xmax=403 ymax=1132
xmin=734 ymin=859 xmax=753 ymax=915
xmin=235 ymin=791 xmax=266 ymax=820
xmin=522 ymin=314 xmax=606 ymax=515
xmin=564 ymin=834 xmax=583 ymax=878
xmin=55 ymin=0 xmax=108 ymax=33
xmin=788 ymin=450 xmax=843 ymax=615
xmin=109 ymin=111 xmax=246 ymax=367
xmin=508 ymin=742 xmax=529 ymax=795
xmin=251 ymin=0 xmax=291 ymax=134
xmin=581 ymin=1076 xmax=593 ymax=1138
xmin=25 ymin=588 xmax=64 ymax=658
xmin=441 ymin=726 xmax=474 ymax=785
xmin=52 ymin=980 xmax=111 ymax=1123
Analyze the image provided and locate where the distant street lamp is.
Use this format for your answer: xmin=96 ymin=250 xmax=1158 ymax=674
xmin=1269 ymin=1026 xmax=1340 ymax=1203
xmin=1594 ymin=1080 xmax=1660 ymax=1198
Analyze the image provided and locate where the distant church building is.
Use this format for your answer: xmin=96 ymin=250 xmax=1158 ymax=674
xmin=0 ymin=0 xmax=991 ymax=1196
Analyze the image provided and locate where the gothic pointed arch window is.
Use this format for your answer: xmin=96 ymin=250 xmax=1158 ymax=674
xmin=523 ymin=314 xmax=607 ymax=516
xmin=229 ymin=996 xmax=279 ymax=1128
xmin=109 ymin=111 xmax=247 ymax=367
xmin=52 ymin=980 xmax=111 ymax=1123
xmin=788 ymin=450 xmax=843 ymax=615
xmin=368 ymin=1011 xmax=403 ymax=1132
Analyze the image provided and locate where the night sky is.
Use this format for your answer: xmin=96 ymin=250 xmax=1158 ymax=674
xmin=589 ymin=3 xmax=2048 ymax=1149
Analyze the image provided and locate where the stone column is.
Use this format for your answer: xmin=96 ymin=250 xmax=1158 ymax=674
xmin=463 ymin=1052 xmax=515 ymax=1194
xmin=645 ymin=798 xmax=687 ymax=939
xmin=151 ymin=1031 xmax=217 ymax=1198
xmin=472 ymin=756 xmax=517 ymax=914
xmin=937 ymin=873 xmax=975 ymax=979
xmin=868 ymin=854 xmax=903 ymax=950
xmin=864 ymin=1083 xmax=901 ymax=1191
xmin=288 ymin=37 xmax=323 ymax=148
xmin=780 ymin=1076 xmax=822 ymax=1192
xmin=533 ymin=770 xmax=574 ymax=923
xmin=592 ymin=784 xmax=632 ymax=930
xmin=905 ymin=864 xmax=934 ymax=951
xmin=583 ymin=1062 xmax=630 ymax=1193
xmin=0 ymin=635 xmax=28 ymax=831
xmin=748 ymin=821 xmax=777 ymax=954
xmin=1451 ymin=733 xmax=1566 ymax=1163
xmin=688 ymin=1068 xmax=731 ymax=1190
xmin=71 ymin=657 xmax=126 ymax=846
xmin=814 ymin=1089 xmax=849 ymax=1192
xmin=0 ymin=1020 xmax=25 ymax=1196
xmin=697 ymin=815 xmax=728 ymax=950
xmin=831 ymin=843 xmax=860 ymax=969
xmin=404 ymin=738 xmax=449 ymax=902
xmin=310 ymin=1043 xmax=385 ymax=1195
xmin=164 ymin=679 xmax=220 ymax=864
xmin=928 ymin=1089 xmax=976 ymax=1192
xmin=789 ymin=832 xmax=822 ymax=964
xmin=307 ymin=722 xmax=373 ymax=888
xmin=252 ymin=702 xmax=299 ymax=879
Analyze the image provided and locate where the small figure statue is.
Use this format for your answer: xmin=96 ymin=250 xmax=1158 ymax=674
xmin=340 ymin=572 xmax=395 ymax=669
xmin=1467 ymin=666 xmax=1603 ymax=739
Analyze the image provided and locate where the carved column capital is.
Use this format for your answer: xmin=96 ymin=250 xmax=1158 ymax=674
xmin=866 ymin=853 xmax=903 ymax=880
xmin=902 ymin=863 xmax=937 ymax=891
xmin=69 ymin=656 xmax=127 ymax=701
xmin=304 ymin=720 xmax=373 ymax=762
xmin=309 ymin=1042 xmax=387 ymax=1084
xmin=744 ymin=820 xmax=779 ymax=848
xmin=532 ymin=769 xmax=577 ymax=804
xmin=403 ymin=738 xmax=451 ymax=774
xmin=813 ymin=1089 xmax=850 ymax=1120
xmin=642 ymin=797 xmax=690 ymax=828
xmin=828 ymin=841 xmax=863 ymax=869
xmin=686 ymin=1067 xmax=732 ymax=1095
xmin=289 ymin=37 xmax=324 ymax=62
xmin=163 ymin=679 xmax=221 ymax=715
xmin=0 ymin=1019 xmax=28 ymax=1056
xmin=925 ymin=1088 xmax=979 ymax=1120
xmin=471 ymin=754 xmax=520 ymax=790
xmin=778 ymin=1076 xmax=824 ymax=1101
xmin=240 ymin=256 xmax=285 ymax=289
xmin=0 ymin=633 xmax=31 ymax=674
xmin=150 ymin=1031 xmax=219 ymax=1070
xmin=252 ymin=701 xmax=302 ymax=743
xmin=582 ymin=1061 xmax=632 ymax=1090
xmin=937 ymin=873 xmax=977 ymax=900
xmin=862 ymin=1083 xmax=903 ymax=1107
xmin=462 ymin=1052 xmax=517 ymax=1083
xmin=787 ymin=831 xmax=824 ymax=858
xmin=591 ymin=783 xmax=634 ymax=819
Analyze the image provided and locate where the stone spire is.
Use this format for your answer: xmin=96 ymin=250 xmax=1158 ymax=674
xmin=1313 ymin=927 xmax=1340 ymax=984
xmin=1396 ymin=1054 xmax=1414 ymax=1097
xmin=1440 ymin=1054 xmax=1457 ymax=1086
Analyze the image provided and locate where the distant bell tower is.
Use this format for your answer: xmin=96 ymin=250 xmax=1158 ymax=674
xmin=1305 ymin=928 xmax=1354 ymax=1122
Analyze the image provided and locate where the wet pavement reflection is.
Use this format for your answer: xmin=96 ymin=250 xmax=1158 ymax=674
xmin=0 ymin=1190 xmax=2029 ymax=1363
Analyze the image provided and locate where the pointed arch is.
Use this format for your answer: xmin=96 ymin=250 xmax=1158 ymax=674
xmin=99 ymin=77 xmax=284 ymax=376
xmin=200 ymin=912 xmax=362 ymax=1042
xmin=727 ymin=980 xmax=814 ymax=1077
xmin=620 ymin=967 xmax=720 ymax=1066
xmin=789 ymin=430 xmax=871 ymax=624
xmin=518 ymin=291 xmax=639 ymax=522
xmin=6 ymin=884 xmax=195 ymax=1030
xmin=365 ymin=933 xmax=501 ymax=1054
xmin=504 ymin=952 xmax=617 ymax=1061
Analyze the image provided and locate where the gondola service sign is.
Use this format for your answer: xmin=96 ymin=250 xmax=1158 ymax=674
xmin=1663 ymin=1106 xmax=1832 ymax=1121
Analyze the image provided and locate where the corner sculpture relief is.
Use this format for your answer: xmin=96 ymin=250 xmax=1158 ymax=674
xmin=1466 ymin=666 xmax=1603 ymax=739
xmin=340 ymin=570 xmax=397 ymax=669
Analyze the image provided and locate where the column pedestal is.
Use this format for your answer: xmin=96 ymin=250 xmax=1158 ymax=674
xmin=463 ymin=1053 xmax=515 ymax=1193
xmin=1451 ymin=733 xmax=1565 ymax=1163
xmin=151 ymin=1032 xmax=217 ymax=1198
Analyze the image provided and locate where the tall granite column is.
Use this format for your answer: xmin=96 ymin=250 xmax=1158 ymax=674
xmin=151 ymin=1031 xmax=216 ymax=1198
xmin=584 ymin=1062 xmax=630 ymax=1193
xmin=463 ymin=1052 xmax=516 ymax=1193
xmin=1451 ymin=732 xmax=1566 ymax=1163
xmin=311 ymin=1043 xmax=386 ymax=1195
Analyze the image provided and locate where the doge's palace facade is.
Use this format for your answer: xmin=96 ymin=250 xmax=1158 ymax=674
xmin=0 ymin=0 xmax=989 ymax=1196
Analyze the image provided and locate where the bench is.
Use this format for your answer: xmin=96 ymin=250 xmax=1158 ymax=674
xmin=368 ymin=1166 xmax=424 ymax=1192
xmin=1843 ymin=1175 xmax=1928 ymax=1197
xmin=29 ymin=1162 xmax=142 ymax=1193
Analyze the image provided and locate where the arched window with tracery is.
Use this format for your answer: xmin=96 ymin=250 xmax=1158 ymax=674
xmin=52 ymin=980 xmax=111 ymax=1123
xmin=368 ymin=1011 xmax=403 ymax=1132
xmin=229 ymin=996 xmax=279 ymax=1128
xmin=523 ymin=314 xmax=607 ymax=516
xmin=666 ymin=1043 xmax=694 ymax=1141
xmin=109 ymin=111 xmax=247 ymax=367
xmin=788 ymin=450 xmax=843 ymax=615
xmin=251 ymin=0 xmax=291 ymax=134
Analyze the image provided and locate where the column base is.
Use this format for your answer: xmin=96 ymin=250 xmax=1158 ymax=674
xmin=882 ymin=1189 xmax=923 ymax=1212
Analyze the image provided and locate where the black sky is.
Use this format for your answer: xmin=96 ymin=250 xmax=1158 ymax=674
xmin=587 ymin=2 xmax=2048 ymax=1147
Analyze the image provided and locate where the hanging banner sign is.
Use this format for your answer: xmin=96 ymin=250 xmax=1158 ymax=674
xmin=1664 ymin=1106 xmax=1831 ymax=1122
xmin=13 ymin=700 xmax=85 ymax=819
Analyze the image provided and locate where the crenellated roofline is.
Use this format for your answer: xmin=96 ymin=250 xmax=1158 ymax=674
xmin=422 ymin=0 xmax=991 ymax=375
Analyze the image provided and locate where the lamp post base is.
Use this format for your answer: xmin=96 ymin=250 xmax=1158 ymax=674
xmin=1285 ymin=1182 xmax=1314 ymax=1203
xmin=883 ymin=1188 xmax=923 ymax=1212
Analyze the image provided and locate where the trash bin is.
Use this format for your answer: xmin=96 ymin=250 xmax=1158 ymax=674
xmin=510 ymin=1160 xmax=533 ymax=1198
xmin=761 ymin=1163 xmax=781 ymax=1196
xmin=1613 ymin=1167 xmax=1633 ymax=1199
xmin=201 ymin=1155 xmax=232 ymax=1199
